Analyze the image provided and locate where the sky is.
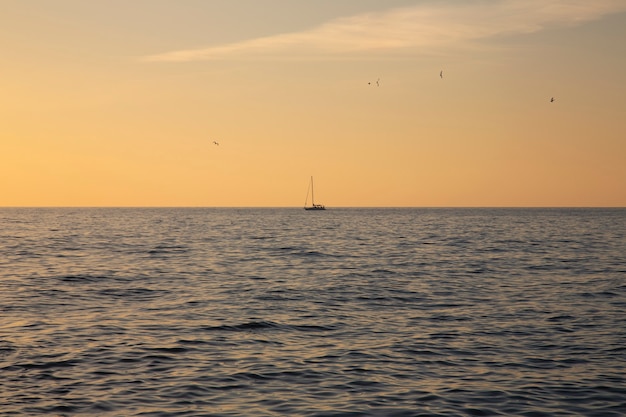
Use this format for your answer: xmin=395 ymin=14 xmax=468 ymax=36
xmin=2 ymin=0 xmax=625 ymax=207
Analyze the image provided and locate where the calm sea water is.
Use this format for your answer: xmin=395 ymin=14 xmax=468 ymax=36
xmin=1 ymin=208 xmax=625 ymax=417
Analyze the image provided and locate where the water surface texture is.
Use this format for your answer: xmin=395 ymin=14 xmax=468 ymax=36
xmin=1 ymin=208 xmax=625 ymax=416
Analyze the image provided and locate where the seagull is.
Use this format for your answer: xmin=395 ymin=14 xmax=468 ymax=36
xmin=376 ymin=78 xmax=380 ymax=87
xmin=440 ymin=70 xmax=443 ymax=79
xmin=550 ymin=97 xmax=555 ymax=103
xmin=213 ymin=141 xmax=219 ymax=146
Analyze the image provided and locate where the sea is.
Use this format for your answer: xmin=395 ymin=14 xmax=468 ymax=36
xmin=1 ymin=208 xmax=624 ymax=417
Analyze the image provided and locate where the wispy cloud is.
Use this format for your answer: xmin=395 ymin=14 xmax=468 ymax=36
xmin=143 ymin=0 xmax=626 ymax=62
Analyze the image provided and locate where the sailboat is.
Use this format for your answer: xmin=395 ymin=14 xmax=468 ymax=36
xmin=304 ymin=176 xmax=326 ymax=210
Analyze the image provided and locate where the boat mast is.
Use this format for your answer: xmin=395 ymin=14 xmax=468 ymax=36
xmin=310 ymin=176 xmax=315 ymax=206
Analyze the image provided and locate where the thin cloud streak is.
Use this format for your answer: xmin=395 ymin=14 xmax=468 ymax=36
xmin=143 ymin=0 xmax=626 ymax=62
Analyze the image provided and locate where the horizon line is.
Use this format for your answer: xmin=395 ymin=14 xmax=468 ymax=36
xmin=1 ymin=206 xmax=624 ymax=209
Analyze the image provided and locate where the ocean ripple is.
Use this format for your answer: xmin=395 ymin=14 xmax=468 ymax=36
xmin=1 ymin=208 xmax=624 ymax=416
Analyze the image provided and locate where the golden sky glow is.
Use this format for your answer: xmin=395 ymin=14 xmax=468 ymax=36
xmin=2 ymin=0 xmax=625 ymax=206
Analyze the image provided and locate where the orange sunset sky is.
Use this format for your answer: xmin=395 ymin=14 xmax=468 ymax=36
xmin=2 ymin=0 xmax=625 ymax=207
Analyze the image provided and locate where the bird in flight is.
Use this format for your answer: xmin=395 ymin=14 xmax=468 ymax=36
xmin=376 ymin=78 xmax=380 ymax=87
xmin=550 ymin=97 xmax=555 ymax=103
xmin=440 ymin=70 xmax=443 ymax=79
xmin=213 ymin=141 xmax=219 ymax=146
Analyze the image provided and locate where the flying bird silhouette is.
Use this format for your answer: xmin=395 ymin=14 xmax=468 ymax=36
xmin=213 ymin=141 xmax=219 ymax=146
xmin=376 ymin=78 xmax=380 ymax=87
xmin=440 ymin=70 xmax=443 ymax=79
xmin=550 ymin=97 xmax=555 ymax=103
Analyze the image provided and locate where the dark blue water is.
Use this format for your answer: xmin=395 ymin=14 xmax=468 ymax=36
xmin=1 ymin=208 xmax=625 ymax=416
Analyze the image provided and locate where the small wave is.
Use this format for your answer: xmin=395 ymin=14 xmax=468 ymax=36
xmin=145 ymin=346 xmax=190 ymax=354
xmin=371 ymin=268 xmax=396 ymax=275
xmin=177 ymin=338 xmax=211 ymax=346
xmin=147 ymin=244 xmax=189 ymax=255
xmin=11 ymin=358 xmax=79 ymax=371
xmin=200 ymin=320 xmax=337 ymax=333
xmin=58 ymin=274 xmax=103 ymax=283
xmin=0 ymin=340 xmax=17 ymax=356
xmin=276 ymin=247 xmax=340 ymax=258
xmin=429 ymin=332 xmax=461 ymax=340
xmin=231 ymin=368 xmax=329 ymax=384
xmin=96 ymin=287 xmax=163 ymax=300
xmin=546 ymin=314 xmax=576 ymax=322
xmin=202 ymin=320 xmax=281 ymax=332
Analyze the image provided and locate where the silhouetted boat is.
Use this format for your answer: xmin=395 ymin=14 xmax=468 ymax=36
xmin=304 ymin=176 xmax=325 ymax=210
